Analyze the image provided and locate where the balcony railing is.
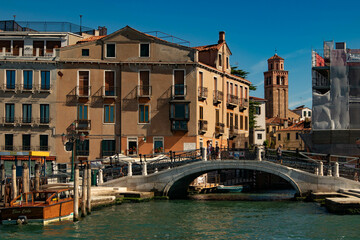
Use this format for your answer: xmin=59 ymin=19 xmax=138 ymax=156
xmin=35 ymin=83 xmax=53 ymax=93
xmin=137 ymin=85 xmax=152 ymax=98
xmin=213 ymin=90 xmax=223 ymax=104
xmin=198 ymin=119 xmax=208 ymax=133
xmin=20 ymin=84 xmax=34 ymax=92
xmin=102 ymin=86 xmax=118 ymax=98
xmin=36 ymin=146 xmax=51 ymax=151
xmin=76 ymin=149 xmax=89 ymax=156
xmin=2 ymin=146 xmax=17 ymax=151
xmin=75 ymin=119 xmax=91 ymax=131
xmin=227 ymin=94 xmax=239 ymax=108
xmin=198 ymin=87 xmax=208 ymax=100
xmin=37 ymin=117 xmax=51 ymax=125
xmin=2 ymin=83 xmax=16 ymax=92
xmin=239 ymin=98 xmax=249 ymax=110
xmin=215 ymin=122 xmax=225 ymax=135
xmin=21 ymin=117 xmax=34 ymax=125
xmin=2 ymin=117 xmax=17 ymax=125
xmin=172 ymin=84 xmax=187 ymax=98
xmin=22 ymin=146 xmax=31 ymax=151
xmin=102 ymin=150 xmax=117 ymax=157
xmin=171 ymin=120 xmax=188 ymax=131
xmin=229 ymin=126 xmax=239 ymax=139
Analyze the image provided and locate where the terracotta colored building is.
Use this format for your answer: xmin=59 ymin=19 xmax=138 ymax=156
xmin=55 ymin=26 xmax=251 ymax=163
xmin=276 ymin=120 xmax=311 ymax=150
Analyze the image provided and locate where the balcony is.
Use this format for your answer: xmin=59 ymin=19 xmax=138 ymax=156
xmin=35 ymin=83 xmax=53 ymax=93
xmin=229 ymin=126 xmax=239 ymax=140
xmin=239 ymin=98 xmax=249 ymax=111
xmin=102 ymin=150 xmax=117 ymax=157
xmin=19 ymin=84 xmax=34 ymax=93
xmin=171 ymin=120 xmax=188 ymax=131
xmin=213 ymin=90 xmax=223 ymax=105
xmin=198 ymin=120 xmax=208 ymax=134
xmin=215 ymin=122 xmax=225 ymax=137
xmin=36 ymin=117 xmax=51 ymax=126
xmin=1 ymin=83 xmax=16 ymax=92
xmin=75 ymin=119 xmax=91 ymax=131
xmin=1 ymin=117 xmax=18 ymax=126
xmin=227 ymin=94 xmax=239 ymax=109
xmin=137 ymin=85 xmax=152 ymax=99
xmin=102 ymin=86 xmax=118 ymax=98
xmin=198 ymin=87 xmax=208 ymax=101
xmin=172 ymin=84 xmax=187 ymax=98
xmin=76 ymin=149 xmax=89 ymax=156
xmin=22 ymin=146 xmax=32 ymax=151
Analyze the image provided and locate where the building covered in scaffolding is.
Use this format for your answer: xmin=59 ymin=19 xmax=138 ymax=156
xmin=309 ymin=41 xmax=360 ymax=156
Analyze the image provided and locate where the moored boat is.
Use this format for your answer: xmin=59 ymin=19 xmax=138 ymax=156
xmin=216 ymin=185 xmax=244 ymax=193
xmin=1 ymin=188 xmax=74 ymax=225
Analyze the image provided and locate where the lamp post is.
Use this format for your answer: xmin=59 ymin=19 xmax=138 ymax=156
xmin=62 ymin=123 xmax=86 ymax=181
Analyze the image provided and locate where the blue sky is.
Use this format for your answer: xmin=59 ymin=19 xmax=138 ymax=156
xmin=2 ymin=0 xmax=360 ymax=108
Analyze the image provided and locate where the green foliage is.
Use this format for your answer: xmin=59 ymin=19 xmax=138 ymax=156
xmin=231 ymin=66 xmax=249 ymax=79
xmin=263 ymin=140 xmax=269 ymax=147
xmin=249 ymin=99 xmax=260 ymax=130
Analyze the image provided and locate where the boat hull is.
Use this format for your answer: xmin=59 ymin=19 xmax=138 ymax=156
xmin=216 ymin=185 xmax=244 ymax=193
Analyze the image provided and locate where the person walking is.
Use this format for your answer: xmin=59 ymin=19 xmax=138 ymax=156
xmin=215 ymin=143 xmax=220 ymax=160
xmin=207 ymin=141 xmax=212 ymax=160
xmin=277 ymin=144 xmax=283 ymax=164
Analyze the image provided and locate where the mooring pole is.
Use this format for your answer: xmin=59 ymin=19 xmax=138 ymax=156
xmin=86 ymin=163 xmax=91 ymax=214
xmin=22 ymin=163 xmax=29 ymax=194
xmin=35 ymin=164 xmax=40 ymax=192
xmin=74 ymin=164 xmax=79 ymax=221
xmin=1 ymin=164 xmax=5 ymax=201
xmin=11 ymin=165 xmax=17 ymax=200
xmin=81 ymin=165 xmax=87 ymax=217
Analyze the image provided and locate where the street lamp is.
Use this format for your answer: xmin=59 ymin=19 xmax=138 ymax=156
xmin=62 ymin=123 xmax=86 ymax=181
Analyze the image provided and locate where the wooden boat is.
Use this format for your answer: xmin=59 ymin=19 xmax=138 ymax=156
xmin=1 ymin=188 xmax=74 ymax=225
xmin=216 ymin=185 xmax=244 ymax=193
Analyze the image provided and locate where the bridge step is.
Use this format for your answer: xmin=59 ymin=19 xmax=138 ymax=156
xmin=338 ymin=189 xmax=360 ymax=199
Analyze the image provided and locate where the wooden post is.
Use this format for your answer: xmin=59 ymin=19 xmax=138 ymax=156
xmin=35 ymin=164 xmax=40 ymax=192
xmin=81 ymin=166 xmax=87 ymax=217
xmin=1 ymin=164 xmax=5 ymax=201
xmin=11 ymin=164 xmax=17 ymax=200
xmin=22 ymin=163 xmax=29 ymax=194
xmin=86 ymin=164 xmax=91 ymax=214
xmin=74 ymin=164 xmax=79 ymax=221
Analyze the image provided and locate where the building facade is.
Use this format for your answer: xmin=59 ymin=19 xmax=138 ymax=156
xmin=55 ymin=27 xmax=251 ymax=163
xmin=276 ymin=121 xmax=311 ymax=151
xmin=249 ymin=96 xmax=266 ymax=146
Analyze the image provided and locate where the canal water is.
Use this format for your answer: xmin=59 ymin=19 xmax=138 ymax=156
xmin=1 ymin=197 xmax=360 ymax=240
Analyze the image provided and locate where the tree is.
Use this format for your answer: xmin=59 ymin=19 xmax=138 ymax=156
xmin=231 ymin=66 xmax=249 ymax=79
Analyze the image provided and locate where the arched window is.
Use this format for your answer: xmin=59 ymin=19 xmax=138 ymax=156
xmin=277 ymin=76 xmax=280 ymax=85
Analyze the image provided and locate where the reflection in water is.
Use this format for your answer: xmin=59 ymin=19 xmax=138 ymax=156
xmin=1 ymin=200 xmax=360 ymax=239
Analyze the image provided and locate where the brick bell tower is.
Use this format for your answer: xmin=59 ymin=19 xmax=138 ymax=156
xmin=264 ymin=53 xmax=289 ymax=119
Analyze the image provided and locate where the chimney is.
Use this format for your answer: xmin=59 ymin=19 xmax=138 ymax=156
xmin=218 ymin=31 xmax=225 ymax=44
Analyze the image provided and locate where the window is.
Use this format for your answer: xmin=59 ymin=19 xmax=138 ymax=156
xmin=240 ymin=115 xmax=244 ymax=130
xmin=199 ymin=106 xmax=203 ymax=120
xmin=102 ymin=140 xmax=116 ymax=156
xmin=278 ymin=134 xmax=281 ymax=141
xmin=303 ymin=111 xmax=306 ymax=117
xmin=139 ymin=70 xmax=150 ymax=96
xmin=174 ymin=70 xmax=185 ymax=96
xmin=76 ymin=139 xmax=89 ymax=156
xmin=244 ymin=87 xmax=248 ymax=99
xmin=23 ymin=134 xmax=31 ymax=151
xmin=6 ymin=70 xmax=15 ymax=89
xmin=226 ymin=57 xmax=229 ymax=69
xmin=245 ymin=116 xmax=248 ymax=130
xmin=22 ymin=104 xmax=32 ymax=123
xmin=139 ymin=105 xmax=150 ymax=123
xmin=106 ymin=43 xmax=115 ymax=58
xmin=296 ymin=132 xmax=299 ymax=140
xmin=153 ymin=137 xmax=164 ymax=153
xmin=235 ymin=114 xmax=239 ymax=129
xmin=40 ymin=135 xmax=48 ymax=151
xmin=216 ymin=109 xmax=220 ymax=123
xmin=40 ymin=104 xmax=50 ymax=123
xmin=78 ymin=105 xmax=88 ymax=120
xmin=5 ymin=134 xmax=13 ymax=151
xmin=277 ymin=76 xmax=280 ymax=85
xmin=214 ymin=77 xmax=218 ymax=91
xmin=308 ymin=111 xmax=311 ymax=117
xmin=230 ymin=113 xmax=234 ymax=128
xmin=104 ymin=105 xmax=115 ymax=123
xmin=5 ymin=103 xmax=15 ymax=123
xmin=218 ymin=54 xmax=222 ymax=67
xmin=257 ymin=134 xmax=262 ymax=140
xmin=127 ymin=137 xmax=137 ymax=155
xmin=23 ymin=70 xmax=33 ymax=89
xmin=82 ymin=49 xmax=89 ymax=56
xmin=105 ymin=71 xmax=115 ymax=96
xmin=287 ymin=133 xmax=290 ymax=140
xmin=199 ymin=72 xmax=203 ymax=88
xmin=255 ymin=106 xmax=261 ymax=115
xmin=140 ymin=43 xmax=150 ymax=57
xmin=78 ymin=71 xmax=89 ymax=96
xmin=170 ymin=103 xmax=189 ymax=119
xmin=266 ymin=127 xmax=269 ymax=133
xmin=227 ymin=112 xmax=230 ymax=127
xmin=41 ymin=71 xmax=50 ymax=90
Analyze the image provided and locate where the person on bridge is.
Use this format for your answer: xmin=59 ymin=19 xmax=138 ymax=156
xmin=277 ymin=144 xmax=283 ymax=164
xmin=207 ymin=141 xmax=212 ymax=160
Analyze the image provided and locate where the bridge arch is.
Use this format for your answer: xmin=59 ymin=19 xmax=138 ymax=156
xmin=163 ymin=162 xmax=301 ymax=199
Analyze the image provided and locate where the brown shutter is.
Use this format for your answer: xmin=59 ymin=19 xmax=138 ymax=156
xmin=105 ymin=71 xmax=114 ymax=91
xmin=174 ymin=70 xmax=184 ymax=85
xmin=79 ymin=71 xmax=89 ymax=95
xmin=140 ymin=71 xmax=149 ymax=95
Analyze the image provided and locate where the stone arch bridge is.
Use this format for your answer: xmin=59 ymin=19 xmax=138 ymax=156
xmin=101 ymin=159 xmax=360 ymax=199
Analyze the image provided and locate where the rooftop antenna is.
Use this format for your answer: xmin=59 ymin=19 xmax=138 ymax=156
xmin=13 ymin=15 xmax=16 ymax=21
xmin=80 ymin=15 xmax=83 ymax=35
xmin=275 ymin=47 xmax=277 ymax=55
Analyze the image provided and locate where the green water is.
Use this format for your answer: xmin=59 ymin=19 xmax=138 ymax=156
xmin=1 ymin=200 xmax=359 ymax=240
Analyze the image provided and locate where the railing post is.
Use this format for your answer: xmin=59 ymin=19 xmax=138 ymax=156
xmin=74 ymin=164 xmax=79 ymax=221
xmin=81 ymin=165 xmax=87 ymax=217
xmin=142 ymin=161 xmax=147 ymax=176
xmin=86 ymin=164 xmax=91 ymax=214
xmin=2 ymin=47 xmax=5 ymax=56
xmin=35 ymin=164 xmax=40 ymax=192
xmin=319 ymin=162 xmax=323 ymax=176
xmin=22 ymin=163 xmax=29 ymax=194
xmin=36 ymin=48 xmax=40 ymax=57
xmin=315 ymin=167 xmax=319 ymax=175
xmin=11 ymin=165 xmax=17 ymax=200
xmin=1 ymin=164 xmax=5 ymax=201
xmin=327 ymin=166 xmax=332 ymax=177
xmin=202 ymin=147 xmax=207 ymax=161
xmin=334 ymin=162 xmax=339 ymax=178
xmin=256 ymin=146 xmax=262 ymax=161
xmin=98 ymin=169 xmax=103 ymax=184
xmin=128 ymin=162 xmax=133 ymax=176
